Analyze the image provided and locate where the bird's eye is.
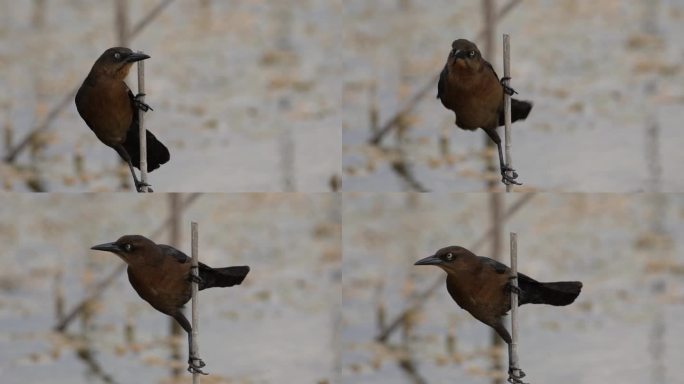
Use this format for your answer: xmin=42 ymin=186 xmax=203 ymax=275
xmin=445 ymin=252 xmax=454 ymax=261
xmin=114 ymin=52 xmax=121 ymax=60
xmin=468 ymin=50 xmax=476 ymax=58
xmin=123 ymin=243 xmax=132 ymax=252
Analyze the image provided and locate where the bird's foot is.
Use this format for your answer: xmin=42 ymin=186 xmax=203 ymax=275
xmin=187 ymin=272 xmax=204 ymax=285
xmin=133 ymin=93 xmax=154 ymax=112
xmin=187 ymin=356 xmax=208 ymax=375
xmin=507 ymin=367 xmax=527 ymax=384
xmin=134 ymin=180 xmax=153 ymax=193
xmin=500 ymin=77 xmax=518 ymax=96
xmin=506 ymin=281 xmax=522 ymax=295
xmin=501 ymin=166 xmax=522 ymax=186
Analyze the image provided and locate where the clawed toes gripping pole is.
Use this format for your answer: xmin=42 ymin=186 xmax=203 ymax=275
xmin=133 ymin=93 xmax=153 ymax=112
xmin=500 ymin=77 xmax=518 ymax=96
xmin=187 ymin=357 xmax=208 ymax=375
xmin=508 ymin=368 xmax=527 ymax=384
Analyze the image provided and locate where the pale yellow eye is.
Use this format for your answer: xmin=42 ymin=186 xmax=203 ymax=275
xmin=123 ymin=243 xmax=132 ymax=252
xmin=446 ymin=252 xmax=454 ymax=261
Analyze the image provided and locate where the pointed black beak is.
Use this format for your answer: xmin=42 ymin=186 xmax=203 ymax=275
xmin=125 ymin=52 xmax=150 ymax=63
xmin=451 ymin=50 xmax=467 ymax=60
xmin=414 ymin=254 xmax=442 ymax=266
xmin=91 ymin=242 xmax=121 ymax=253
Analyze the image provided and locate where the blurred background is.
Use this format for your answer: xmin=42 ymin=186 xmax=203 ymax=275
xmin=0 ymin=193 xmax=341 ymax=383
xmin=342 ymin=0 xmax=684 ymax=192
xmin=342 ymin=193 xmax=684 ymax=383
xmin=0 ymin=0 xmax=341 ymax=192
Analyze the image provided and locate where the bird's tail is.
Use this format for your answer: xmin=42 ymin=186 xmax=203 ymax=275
xmin=199 ymin=265 xmax=250 ymax=290
xmin=520 ymin=278 xmax=582 ymax=306
xmin=123 ymin=129 xmax=170 ymax=172
xmin=499 ymin=98 xmax=533 ymax=126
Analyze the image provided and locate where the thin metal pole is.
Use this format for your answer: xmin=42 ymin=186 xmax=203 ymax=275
xmin=509 ymin=232 xmax=522 ymax=382
xmin=137 ymin=53 xmax=149 ymax=192
xmin=503 ymin=35 xmax=513 ymax=192
xmin=191 ymin=222 xmax=200 ymax=383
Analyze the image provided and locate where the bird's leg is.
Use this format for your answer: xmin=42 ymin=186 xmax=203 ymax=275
xmin=483 ymin=129 xmax=521 ymax=186
xmin=186 ymin=332 xmax=208 ymax=375
xmin=126 ymin=160 xmax=153 ymax=193
xmin=174 ymin=313 xmax=208 ymax=375
xmin=507 ymin=343 xmax=527 ymax=384
xmin=133 ymin=93 xmax=153 ymax=112
xmin=114 ymin=145 xmax=153 ymax=192
xmin=500 ymin=77 xmax=518 ymax=96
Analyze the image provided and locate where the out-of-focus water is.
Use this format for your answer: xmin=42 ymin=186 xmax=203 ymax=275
xmin=0 ymin=193 xmax=341 ymax=384
xmin=0 ymin=0 xmax=341 ymax=192
xmin=342 ymin=193 xmax=684 ymax=384
xmin=342 ymin=0 xmax=684 ymax=192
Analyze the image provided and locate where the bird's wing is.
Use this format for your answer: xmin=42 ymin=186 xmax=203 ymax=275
xmin=477 ymin=256 xmax=509 ymax=274
xmin=483 ymin=60 xmax=501 ymax=82
xmin=158 ymin=245 xmax=190 ymax=263
xmin=437 ymin=64 xmax=448 ymax=99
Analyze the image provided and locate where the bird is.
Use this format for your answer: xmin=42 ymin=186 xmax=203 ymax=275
xmin=415 ymin=245 xmax=582 ymax=381
xmin=437 ymin=39 xmax=532 ymax=186
xmin=91 ymin=235 xmax=249 ymax=374
xmin=75 ymin=47 xmax=169 ymax=192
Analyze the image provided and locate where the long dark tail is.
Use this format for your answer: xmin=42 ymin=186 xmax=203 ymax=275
xmin=498 ymin=98 xmax=533 ymax=126
xmin=199 ymin=265 xmax=250 ymax=290
xmin=519 ymin=275 xmax=582 ymax=306
xmin=122 ymin=125 xmax=170 ymax=172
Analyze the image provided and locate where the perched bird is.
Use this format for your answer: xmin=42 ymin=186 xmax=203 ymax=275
xmin=76 ymin=47 xmax=169 ymax=192
xmin=91 ymin=235 xmax=249 ymax=374
xmin=415 ymin=245 xmax=581 ymax=379
xmin=437 ymin=39 xmax=532 ymax=185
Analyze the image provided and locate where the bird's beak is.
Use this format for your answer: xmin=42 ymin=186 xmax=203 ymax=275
xmin=452 ymin=50 xmax=467 ymax=60
xmin=125 ymin=52 xmax=150 ymax=63
xmin=91 ymin=242 xmax=121 ymax=253
xmin=414 ymin=254 xmax=442 ymax=266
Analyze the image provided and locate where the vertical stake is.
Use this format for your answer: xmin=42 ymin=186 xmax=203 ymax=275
xmin=137 ymin=53 xmax=149 ymax=192
xmin=509 ymin=232 xmax=524 ymax=383
xmin=191 ymin=222 xmax=200 ymax=383
xmin=503 ymin=34 xmax=513 ymax=192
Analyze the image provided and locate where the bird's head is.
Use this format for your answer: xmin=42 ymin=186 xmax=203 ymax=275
xmin=91 ymin=47 xmax=150 ymax=80
xmin=91 ymin=234 xmax=157 ymax=265
xmin=447 ymin=39 xmax=482 ymax=72
xmin=414 ymin=245 xmax=477 ymax=273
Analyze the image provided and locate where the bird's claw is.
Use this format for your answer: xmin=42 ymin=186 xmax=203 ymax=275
xmin=187 ymin=273 xmax=204 ymax=285
xmin=501 ymin=166 xmax=522 ymax=186
xmin=500 ymin=77 xmax=518 ymax=96
xmin=506 ymin=282 xmax=522 ymax=295
xmin=507 ymin=367 xmax=527 ymax=384
xmin=187 ymin=356 xmax=208 ymax=375
xmin=134 ymin=181 xmax=152 ymax=193
xmin=133 ymin=93 xmax=154 ymax=112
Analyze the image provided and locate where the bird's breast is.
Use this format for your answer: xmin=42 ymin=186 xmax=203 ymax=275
xmin=442 ymin=68 xmax=503 ymax=130
xmin=76 ymin=80 xmax=133 ymax=145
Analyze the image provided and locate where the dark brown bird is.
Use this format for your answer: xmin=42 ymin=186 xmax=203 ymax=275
xmin=415 ymin=245 xmax=581 ymax=379
xmin=438 ymin=39 xmax=532 ymax=185
xmin=91 ymin=235 xmax=249 ymax=374
xmin=76 ymin=47 xmax=169 ymax=192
